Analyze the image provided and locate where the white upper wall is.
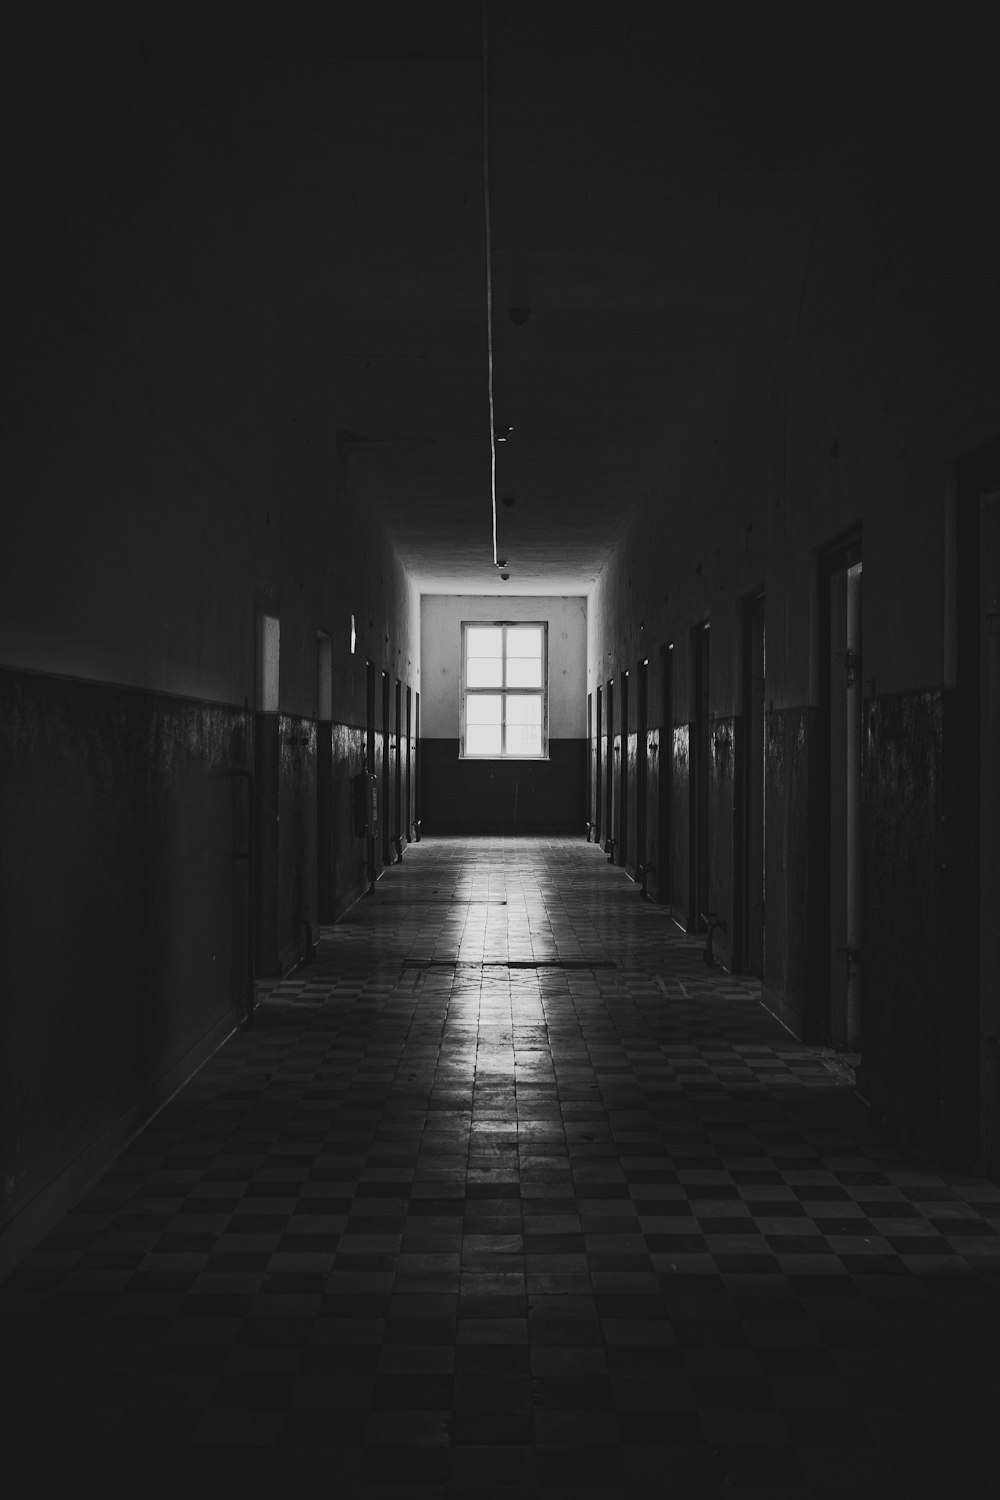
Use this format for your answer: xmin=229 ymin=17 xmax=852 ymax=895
xmin=420 ymin=596 xmax=587 ymax=739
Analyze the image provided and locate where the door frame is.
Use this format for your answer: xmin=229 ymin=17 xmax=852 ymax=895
xmin=738 ymin=592 xmax=766 ymax=976
xmin=818 ymin=529 xmax=863 ymax=1049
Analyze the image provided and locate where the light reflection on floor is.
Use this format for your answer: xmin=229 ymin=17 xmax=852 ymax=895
xmin=2 ymin=837 xmax=999 ymax=1497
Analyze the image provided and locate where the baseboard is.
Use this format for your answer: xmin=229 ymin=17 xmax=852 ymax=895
xmin=759 ymin=982 xmax=803 ymax=1039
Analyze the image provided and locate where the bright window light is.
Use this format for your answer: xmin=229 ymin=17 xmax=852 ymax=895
xmin=461 ymin=621 xmax=548 ymax=759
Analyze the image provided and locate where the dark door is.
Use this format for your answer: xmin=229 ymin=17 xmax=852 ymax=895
xmin=414 ymin=690 xmax=421 ymax=839
xmin=394 ymin=678 xmax=402 ymax=857
xmin=957 ymin=440 xmax=1000 ymax=1176
xmin=690 ymin=624 xmax=710 ymax=931
xmin=981 ymin=488 xmax=1000 ymax=1174
xmin=366 ymin=660 xmax=377 ymax=887
xmin=586 ymin=692 xmax=593 ymax=840
xmin=381 ymin=670 xmax=391 ymax=866
xmin=605 ymin=678 xmax=615 ymax=856
xmin=636 ymin=659 xmax=648 ymax=882
xmin=405 ymin=685 xmax=413 ymax=842
xmin=254 ymin=611 xmax=280 ymax=973
xmin=316 ymin=632 xmax=333 ymax=922
xmin=657 ymin=643 xmax=673 ymax=906
xmin=594 ymin=684 xmax=603 ymax=845
xmin=821 ymin=535 xmax=862 ymax=1049
xmin=620 ymin=669 xmax=630 ymax=869
xmin=741 ymin=595 xmax=766 ymax=975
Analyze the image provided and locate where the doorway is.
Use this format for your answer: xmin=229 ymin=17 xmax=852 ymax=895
xmin=366 ymin=661 xmax=377 ymax=884
xmin=636 ymin=660 xmax=648 ymax=882
xmin=316 ymin=632 xmax=333 ymax=922
xmin=414 ymin=690 xmax=421 ymax=840
xmin=740 ymin=595 xmax=765 ymax=975
xmin=690 ymin=624 xmax=710 ymax=931
xmin=657 ymin=643 xmax=673 ymax=906
xmin=620 ymin=669 xmax=629 ymax=869
xmin=406 ymin=685 xmax=413 ymax=842
xmin=605 ymin=678 xmax=615 ymax=855
xmin=594 ymin=684 xmax=603 ymax=845
xmin=393 ymin=678 xmax=402 ymax=858
xmin=254 ymin=611 xmax=280 ymax=973
xmin=821 ymin=534 xmax=862 ymax=1050
xmin=957 ymin=440 xmax=1000 ymax=1177
xmin=586 ymin=692 xmax=593 ymax=840
xmin=381 ymin=670 xmax=391 ymax=867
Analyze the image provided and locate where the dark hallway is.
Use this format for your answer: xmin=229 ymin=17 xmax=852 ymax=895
xmin=3 ymin=839 xmax=999 ymax=1498
xmin=4 ymin=7 xmax=1000 ymax=1495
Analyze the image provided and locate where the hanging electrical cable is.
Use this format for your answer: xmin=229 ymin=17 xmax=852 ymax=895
xmin=481 ymin=0 xmax=498 ymax=567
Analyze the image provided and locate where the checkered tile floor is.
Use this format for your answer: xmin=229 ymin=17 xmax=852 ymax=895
xmin=3 ymin=837 xmax=999 ymax=1498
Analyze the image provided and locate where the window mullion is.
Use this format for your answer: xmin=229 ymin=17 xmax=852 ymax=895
xmin=501 ymin=623 xmax=507 ymax=757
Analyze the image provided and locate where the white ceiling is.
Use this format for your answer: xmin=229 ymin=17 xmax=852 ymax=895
xmin=143 ymin=2 xmax=893 ymax=594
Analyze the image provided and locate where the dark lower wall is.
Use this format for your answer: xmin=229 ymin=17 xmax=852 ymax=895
xmin=590 ymin=686 xmax=972 ymax=1176
xmin=861 ymin=689 xmax=970 ymax=1168
xmin=420 ymin=739 xmax=587 ymax=835
xmin=0 ymin=667 xmax=248 ymax=1271
xmin=763 ymin=706 xmax=821 ymax=1039
xmin=0 ymin=666 xmax=380 ymax=1276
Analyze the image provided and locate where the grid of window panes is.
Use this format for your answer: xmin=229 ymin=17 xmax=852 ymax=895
xmin=462 ymin=623 xmax=546 ymax=758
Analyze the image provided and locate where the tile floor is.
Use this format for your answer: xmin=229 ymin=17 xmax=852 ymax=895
xmin=2 ymin=836 xmax=999 ymax=1499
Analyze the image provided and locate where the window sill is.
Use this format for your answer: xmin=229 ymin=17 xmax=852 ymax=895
xmin=459 ymin=754 xmax=550 ymax=762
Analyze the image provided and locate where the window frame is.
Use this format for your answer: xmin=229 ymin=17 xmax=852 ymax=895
xmin=460 ymin=620 xmax=549 ymax=760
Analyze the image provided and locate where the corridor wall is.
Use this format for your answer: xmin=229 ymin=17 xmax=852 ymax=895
xmin=0 ymin=61 xmax=420 ymax=1276
xmin=420 ymin=596 xmax=587 ymax=834
xmin=587 ymin=62 xmax=1000 ymax=1173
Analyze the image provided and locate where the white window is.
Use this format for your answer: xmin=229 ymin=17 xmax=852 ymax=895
xmin=461 ymin=622 xmax=548 ymax=758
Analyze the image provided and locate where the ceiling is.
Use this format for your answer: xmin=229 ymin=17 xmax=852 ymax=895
xmin=141 ymin=2 xmax=891 ymax=595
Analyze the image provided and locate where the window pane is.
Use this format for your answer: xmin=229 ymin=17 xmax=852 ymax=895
xmin=466 ymin=693 xmax=502 ymax=724
xmin=507 ymin=722 xmax=542 ymax=756
xmin=466 ymin=722 xmax=502 ymax=755
xmin=462 ymin=625 xmax=546 ymax=760
xmin=505 ymin=694 xmax=542 ymax=726
xmin=467 ymin=656 xmax=503 ymax=687
xmin=506 ymin=626 xmax=542 ymax=659
xmin=506 ymin=656 xmax=542 ymax=687
xmin=467 ymin=626 xmax=503 ymax=658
